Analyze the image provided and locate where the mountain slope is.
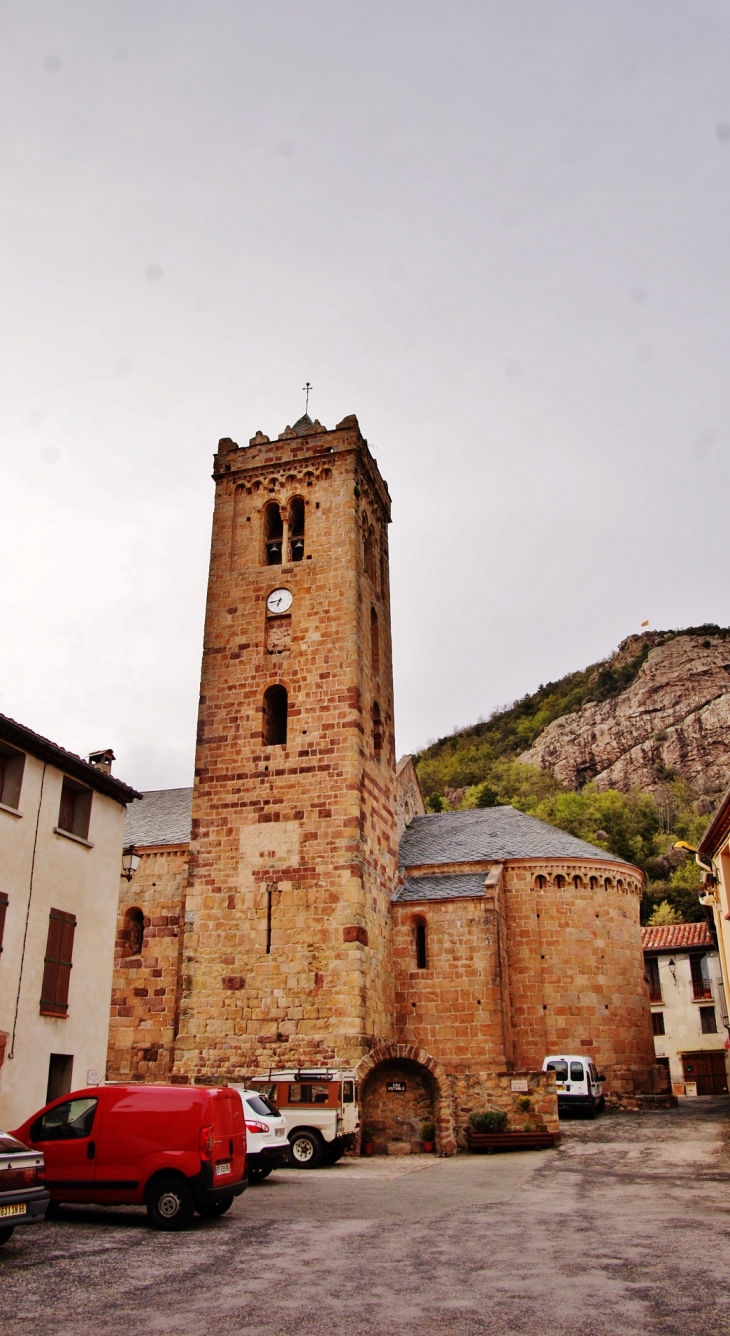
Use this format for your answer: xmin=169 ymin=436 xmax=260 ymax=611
xmin=416 ymin=626 xmax=730 ymax=800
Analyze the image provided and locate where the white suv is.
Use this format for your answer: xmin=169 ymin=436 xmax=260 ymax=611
xmin=250 ymin=1069 xmax=360 ymax=1169
xmin=231 ymin=1089 xmax=290 ymax=1183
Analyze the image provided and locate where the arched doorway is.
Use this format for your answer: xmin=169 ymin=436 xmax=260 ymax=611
xmin=357 ymin=1043 xmax=457 ymax=1155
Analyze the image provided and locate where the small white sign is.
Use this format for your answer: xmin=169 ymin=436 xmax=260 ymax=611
xmin=511 ymin=1079 xmax=529 ymax=1093
xmin=685 ymin=1081 xmax=698 ymax=1097
xmin=86 ymin=1069 xmax=100 ymax=1086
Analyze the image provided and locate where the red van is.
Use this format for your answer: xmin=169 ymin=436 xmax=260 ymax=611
xmin=11 ymin=1084 xmax=246 ymax=1231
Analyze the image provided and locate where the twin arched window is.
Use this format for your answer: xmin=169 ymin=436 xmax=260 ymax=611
xmin=263 ymin=498 xmax=305 ymax=565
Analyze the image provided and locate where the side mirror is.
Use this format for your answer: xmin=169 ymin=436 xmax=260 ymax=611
xmin=598 ymin=1074 xmax=606 ymax=1083
xmin=29 ymin=1118 xmax=43 ymax=1143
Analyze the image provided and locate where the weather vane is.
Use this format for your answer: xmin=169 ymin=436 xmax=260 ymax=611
xmin=303 ymin=382 xmax=312 ymax=414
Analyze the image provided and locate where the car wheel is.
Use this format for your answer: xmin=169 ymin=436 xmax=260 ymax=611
xmin=289 ymin=1130 xmax=323 ymax=1169
xmin=197 ymin=1196 xmax=233 ymax=1219
xmin=248 ymin=1166 xmax=272 ymax=1183
xmin=597 ymin=1096 xmax=606 ymax=1113
xmin=145 ymin=1177 xmax=195 ymax=1231
xmin=323 ymin=1144 xmax=345 ymax=1165
xmin=0 ymin=1226 xmax=15 ymax=1246
xmin=586 ymin=1102 xmax=597 ymax=1120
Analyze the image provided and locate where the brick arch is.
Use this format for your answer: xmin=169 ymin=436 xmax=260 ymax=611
xmin=356 ymin=1042 xmax=457 ymax=1155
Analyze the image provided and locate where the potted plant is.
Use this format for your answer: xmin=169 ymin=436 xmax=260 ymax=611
xmin=421 ymin=1120 xmax=435 ymax=1152
xmin=362 ymin=1125 xmax=376 ymax=1157
xmin=467 ymin=1109 xmax=559 ymax=1152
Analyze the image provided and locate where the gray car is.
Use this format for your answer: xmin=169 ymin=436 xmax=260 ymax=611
xmin=0 ymin=1130 xmax=49 ymax=1245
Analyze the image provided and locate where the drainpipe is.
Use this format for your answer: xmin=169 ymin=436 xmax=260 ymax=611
xmin=9 ymin=764 xmax=47 ymax=1059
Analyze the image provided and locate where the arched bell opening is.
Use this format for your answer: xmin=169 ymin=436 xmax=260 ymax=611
xmin=288 ymin=495 xmax=305 ymax=562
xmin=263 ymin=501 xmax=284 ymax=565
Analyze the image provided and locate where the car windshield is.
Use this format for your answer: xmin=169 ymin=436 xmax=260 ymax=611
xmin=246 ymin=1095 xmax=278 ymax=1118
xmin=546 ymin=1061 xmax=569 ymax=1082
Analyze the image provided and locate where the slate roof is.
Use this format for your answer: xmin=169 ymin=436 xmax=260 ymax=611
xmin=398 ymin=807 xmax=624 ymax=868
xmin=641 ymin=922 xmax=714 ymax=952
xmin=124 ymin=787 xmax=193 ymax=847
xmin=393 ymin=873 xmax=488 ymax=903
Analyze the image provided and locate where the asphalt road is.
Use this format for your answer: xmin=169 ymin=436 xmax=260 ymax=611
xmin=3 ymin=1098 xmax=730 ymax=1336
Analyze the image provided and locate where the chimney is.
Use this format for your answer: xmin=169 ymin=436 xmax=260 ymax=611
xmin=88 ymin=748 xmax=115 ymax=775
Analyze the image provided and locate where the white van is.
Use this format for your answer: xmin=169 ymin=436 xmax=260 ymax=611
xmin=230 ymin=1088 xmax=291 ymax=1182
xmin=543 ymin=1055 xmax=605 ymax=1118
xmin=249 ymin=1069 xmax=360 ymax=1168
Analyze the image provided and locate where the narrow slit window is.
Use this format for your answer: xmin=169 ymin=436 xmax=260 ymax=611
xmin=263 ymin=685 xmax=288 ymax=746
xmin=363 ymin=524 xmax=376 ymax=584
xmin=263 ymin=502 xmax=283 ymax=565
xmin=372 ymin=701 xmax=382 ymax=760
xmin=124 ymin=907 xmax=145 ymax=957
xmin=370 ymin=607 xmax=380 ymax=677
xmin=415 ymin=921 xmax=427 ymax=970
xmin=288 ymin=496 xmax=305 ymax=562
xmin=266 ymin=886 xmax=274 ymax=954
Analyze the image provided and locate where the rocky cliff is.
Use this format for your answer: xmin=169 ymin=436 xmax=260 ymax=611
xmin=519 ymin=632 xmax=730 ymax=796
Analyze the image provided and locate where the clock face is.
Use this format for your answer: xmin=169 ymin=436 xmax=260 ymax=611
xmin=266 ymin=587 xmax=293 ymax=615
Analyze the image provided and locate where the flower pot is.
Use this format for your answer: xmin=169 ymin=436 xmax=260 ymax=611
xmin=422 ymin=1140 xmax=435 ymax=1153
xmin=363 ymin=1141 xmax=375 ymax=1157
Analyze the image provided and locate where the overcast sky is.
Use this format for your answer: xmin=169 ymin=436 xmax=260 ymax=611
xmin=2 ymin=1 xmax=730 ymax=791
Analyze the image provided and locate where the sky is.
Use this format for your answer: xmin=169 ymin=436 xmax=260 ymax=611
xmin=2 ymin=1 xmax=730 ymax=791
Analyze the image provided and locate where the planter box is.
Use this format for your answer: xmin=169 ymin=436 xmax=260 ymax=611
xmin=468 ymin=1130 xmax=560 ymax=1153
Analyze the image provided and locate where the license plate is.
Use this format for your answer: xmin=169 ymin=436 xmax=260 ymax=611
xmin=555 ymin=1084 xmax=565 ymax=1091
xmin=0 ymin=1204 xmax=26 ymax=1218
xmin=275 ymin=1128 xmax=286 ymax=1137
xmin=215 ymin=1162 xmax=231 ymax=1176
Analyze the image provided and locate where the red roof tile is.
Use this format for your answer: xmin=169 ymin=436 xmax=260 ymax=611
xmin=641 ymin=922 xmax=714 ymax=952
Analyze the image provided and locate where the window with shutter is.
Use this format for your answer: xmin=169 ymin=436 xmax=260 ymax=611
xmin=40 ymin=909 xmax=76 ymax=1017
xmin=0 ymin=892 xmax=8 ymax=953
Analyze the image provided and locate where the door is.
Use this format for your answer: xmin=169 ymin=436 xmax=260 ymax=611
xmin=682 ymin=1053 xmax=729 ymax=1095
xmin=28 ymin=1096 xmax=99 ymax=1196
xmin=569 ymin=1060 xmax=588 ymax=1098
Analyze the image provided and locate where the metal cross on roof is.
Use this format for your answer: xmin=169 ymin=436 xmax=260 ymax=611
xmin=302 ymin=381 xmax=312 ymax=414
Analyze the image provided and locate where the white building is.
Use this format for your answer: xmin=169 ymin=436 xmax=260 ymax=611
xmin=0 ymin=714 xmax=140 ymax=1128
xmin=642 ymin=922 xmax=729 ymax=1096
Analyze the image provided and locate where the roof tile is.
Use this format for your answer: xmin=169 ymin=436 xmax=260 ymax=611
xmin=641 ymin=922 xmax=714 ymax=951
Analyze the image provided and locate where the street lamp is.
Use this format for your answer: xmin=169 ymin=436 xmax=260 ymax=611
xmin=121 ymin=845 xmax=141 ymax=881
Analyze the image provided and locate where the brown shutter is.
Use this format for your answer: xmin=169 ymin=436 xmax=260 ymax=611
xmin=0 ymin=892 xmax=8 ymax=953
xmin=58 ymin=785 xmax=76 ymax=833
xmin=40 ymin=909 xmax=76 ymax=1017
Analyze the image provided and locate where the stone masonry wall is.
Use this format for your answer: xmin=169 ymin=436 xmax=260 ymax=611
xmin=392 ymin=886 xmax=509 ymax=1071
xmin=504 ymin=859 xmax=658 ymax=1094
xmin=172 ymin=416 xmax=399 ymax=1083
xmin=106 ymin=845 xmax=186 ymax=1081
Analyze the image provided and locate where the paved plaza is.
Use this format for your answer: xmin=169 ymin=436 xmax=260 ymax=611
xmin=3 ymin=1099 xmax=730 ymax=1336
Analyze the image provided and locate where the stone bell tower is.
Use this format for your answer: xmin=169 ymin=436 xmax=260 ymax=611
xmin=172 ymin=413 xmax=397 ymax=1082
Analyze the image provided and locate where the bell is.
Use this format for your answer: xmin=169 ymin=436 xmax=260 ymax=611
xmin=291 ymin=539 xmax=305 ymax=561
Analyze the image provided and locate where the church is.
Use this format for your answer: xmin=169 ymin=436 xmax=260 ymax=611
xmin=107 ymin=412 xmax=659 ymax=1151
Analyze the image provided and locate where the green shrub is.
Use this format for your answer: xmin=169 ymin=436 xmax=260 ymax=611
xmin=517 ymin=1096 xmax=532 ymax=1112
xmin=421 ymin=1121 xmax=435 ymax=1140
xmin=469 ymin=1110 xmax=508 ymax=1133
